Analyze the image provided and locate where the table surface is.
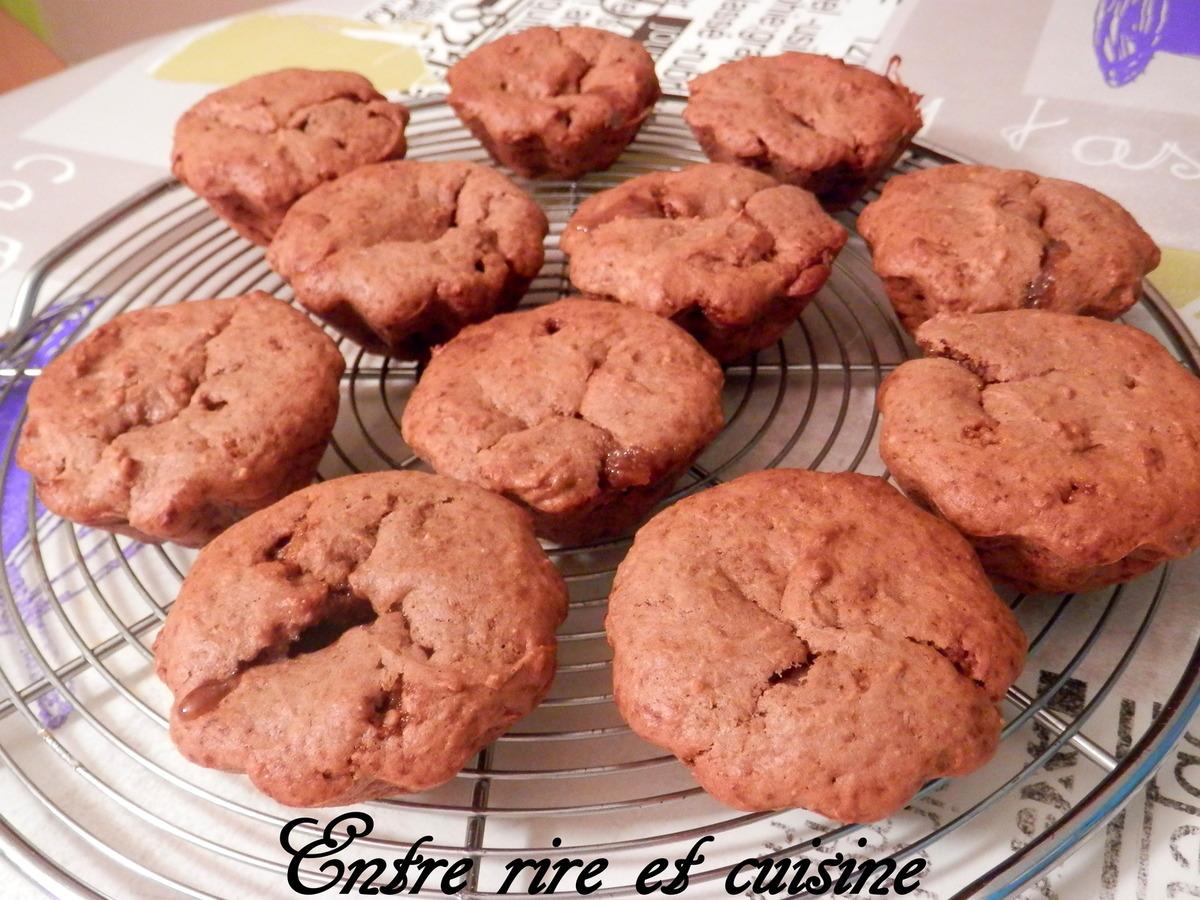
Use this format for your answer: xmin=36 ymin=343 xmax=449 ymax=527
xmin=0 ymin=2 xmax=1198 ymax=898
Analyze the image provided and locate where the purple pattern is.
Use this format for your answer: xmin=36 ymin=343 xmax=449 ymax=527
xmin=0 ymin=299 xmax=144 ymax=728
xmin=1094 ymin=0 xmax=1200 ymax=86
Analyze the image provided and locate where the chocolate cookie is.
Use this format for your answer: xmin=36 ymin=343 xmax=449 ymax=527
xmin=607 ymin=469 xmax=1025 ymax=822
xmin=172 ymin=69 xmax=409 ymax=245
xmin=267 ymin=160 xmax=548 ymax=358
xmin=684 ymin=54 xmax=922 ymax=209
xmin=400 ymin=298 xmax=724 ymax=544
xmin=448 ymin=26 xmax=660 ymax=179
xmin=878 ymin=311 xmax=1200 ymax=593
xmin=858 ymin=165 xmax=1160 ymax=333
xmin=154 ymin=471 xmax=567 ymax=806
xmin=17 ymin=293 xmax=343 ymax=548
xmin=560 ymin=164 xmax=847 ymax=362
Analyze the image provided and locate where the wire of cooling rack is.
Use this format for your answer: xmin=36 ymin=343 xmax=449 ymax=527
xmin=0 ymin=96 xmax=1198 ymax=899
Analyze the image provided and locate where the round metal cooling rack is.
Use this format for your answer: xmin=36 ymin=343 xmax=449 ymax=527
xmin=1 ymin=95 xmax=1199 ymax=899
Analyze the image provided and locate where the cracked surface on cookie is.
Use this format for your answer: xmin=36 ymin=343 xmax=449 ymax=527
xmin=606 ymin=469 xmax=1025 ymax=822
xmin=683 ymin=54 xmax=922 ymax=207
xmin=401 ymin=298 xmax=724 ymax=542
xmin=878 ymin=310 xmax=1200 ymax=593
xmin=561 ymin=164 xmax=847 ymax=361
xmin=17 ymin=292 xmax=344 ymax=548
xmin=153 ymin=471 xmax=567 ymax=806
xmin=267 ymin=160 xmax=548 ymax=359
xmin=858 ymin=165 xmax=1160 ymax=333
xmin=172 ymin=69 xmax=410 ymax=245
xmin=448 ymin=26 xmax=660 ymax=178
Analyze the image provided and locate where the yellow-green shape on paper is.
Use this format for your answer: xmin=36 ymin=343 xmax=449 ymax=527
xmin=152 ymin=13 xmax=428 ymax=92
xmin=1149 ymin=247 xmax=1200 ymax=311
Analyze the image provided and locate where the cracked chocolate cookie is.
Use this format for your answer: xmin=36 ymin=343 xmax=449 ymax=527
xmin=683 ymin=54 xmax=922 ymax=209
xmin=154 ymin=471 xmax=567 ymax=806
xmin=172 ymin=69 xmax=410 ymax=245
xmin=267 ymin=160 xmax=548 ymax=358
xmin=448 ymin=26 xmax=660 ymax=179
xmin=17 ymin=292 xmax=343 ymax=548
xmin=607 ymin=469 xmax=1025 ymax=822
xmin=878 ymin=311 xmax=1200 ymax=594
xmin=560 ymin=164 xmax=847 ymax=362
xmin=400 ymin=298 xmax=724 ymax=544
xmin=858 ymin=165 xmax=1160 ymax=334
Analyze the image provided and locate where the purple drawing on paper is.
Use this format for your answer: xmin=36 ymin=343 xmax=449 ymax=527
xmin=0 ymin=298 xmax=145 ymax=729
xmin=1094 ymin=0 xmax=1200 ymax=86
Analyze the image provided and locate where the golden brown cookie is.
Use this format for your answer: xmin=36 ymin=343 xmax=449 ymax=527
xmin=448 ymin=26 xmax=660 ymax=179
xmin=154 ymin=471 xmax=567 ymax=806
xmin=17 ymin=293 xmax=343 ymax=548
xmin=267 ymin=160 xmax=548 ymax=358
xmin=172 ymin=69 xmax=409 ymax=245
xmin=684 ymin=54 xmax=921 ymax=208
xmin=560 ymin=164 xmax=847 ymax=362
xmin=401 ymin=298 xmax=724 ymax=544
xmin=607 ymin=469 xmax=1025 ymax=822
xmin=879 ymin=311 xmax=1200 ymax=593
xmin=858 ymin=165 xmax=1160 ymax=333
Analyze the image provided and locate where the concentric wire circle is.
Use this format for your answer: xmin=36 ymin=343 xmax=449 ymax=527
xmin=0 ymin=96 xmax=1198 ymax=899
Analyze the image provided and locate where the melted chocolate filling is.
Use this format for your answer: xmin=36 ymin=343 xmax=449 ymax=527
xmin=176 ymin=588 xmax=379 ymax=721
